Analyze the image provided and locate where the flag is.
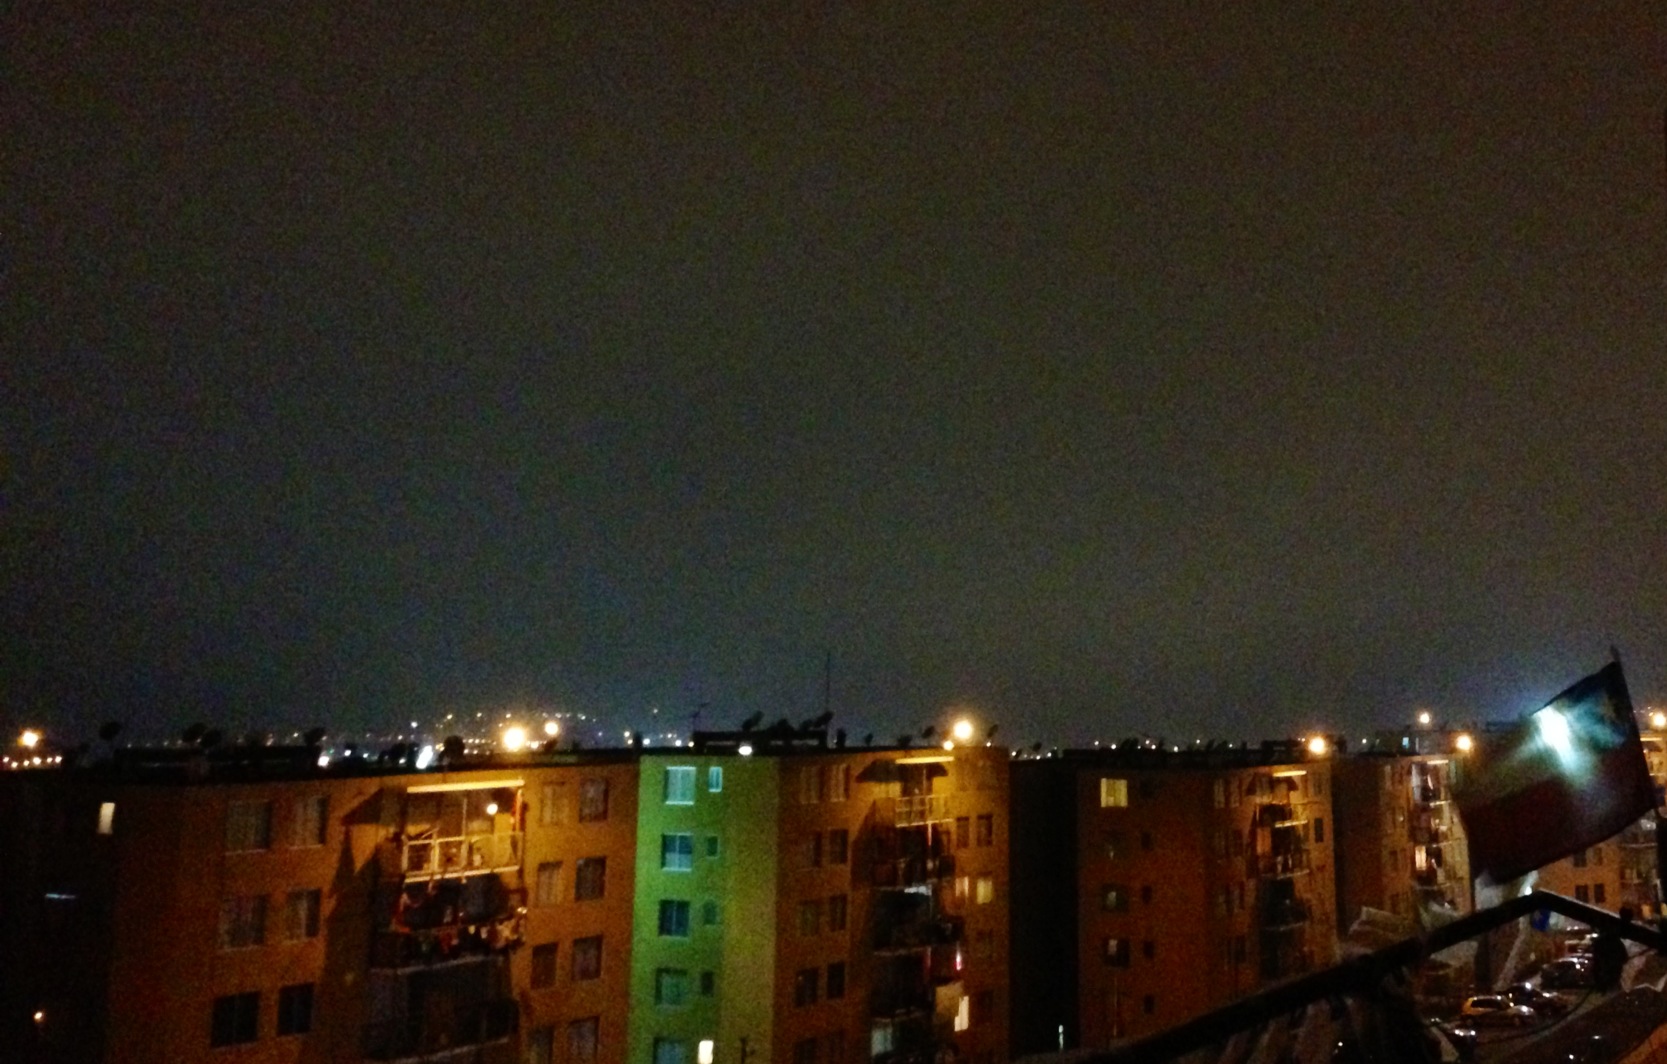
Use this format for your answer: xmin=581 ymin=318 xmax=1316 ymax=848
xmin=1454 ymin=662 xmax=1656 ymax=885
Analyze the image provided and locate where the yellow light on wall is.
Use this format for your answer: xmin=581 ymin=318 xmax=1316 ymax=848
xmin=501 ymin=726 xmax=528 ymax=753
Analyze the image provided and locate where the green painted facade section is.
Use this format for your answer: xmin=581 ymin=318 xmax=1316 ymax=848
xmin=629 ymin=754 xmax=781 ymax=1064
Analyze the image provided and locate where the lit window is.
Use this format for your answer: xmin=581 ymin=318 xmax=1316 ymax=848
xmin=539 ymin=782 xmax=567 ymax=826
xmin=954 ymin=995 xmax=970 ymax=1032
xmin=1103 ymin=937 xmax=1130 ymax=967
xmin=800 ymin=766 xmax=824 ymax=804
xmin=976 ymin=875 xmax=994 ymax=904
xmin=665 ymin=767 xmax=697 ymax=805
xmin=292 ymin=795 xmax=327 ymax=847
xmin=578 ymin=779 xmax=609 ymax=821
xmin=662 ymin=833 xmax=695 ymax=872
xmin=536 ymin=862 xmax=562 ymax=906
xmin=284 ymin=889 xmax=321 ymax=941
xmin=1099 ymin=779 xmax=1128 ymax=808
xmin=1101 ymin=884 xmax=1129 ymax=912
xmin=277 ymin=982 xmax=313 ymax=1036
xmin=97 ymin=802 xmax=115 ymax=836
xmin=708 ymin=766 xmax=723 ymax=793
xmin=828 ymin=764 xmax=850 ymax=802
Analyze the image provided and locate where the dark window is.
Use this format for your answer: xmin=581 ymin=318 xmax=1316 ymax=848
xmin=1576 ymin=885 xmax=1590 ymax=903
xmin=655 ymin=968 xmax=689 ymax=1006
xmin=794 ymin=1038 xmax=819 ymax=1064
xmin=527 ymin=1026 xmax=555 ymax=1064
xmin=806 ymin=832 xmax=823 ymax=868
xmin=1140 ymin=884 xmax=1152 ymax=905
xmin=569 ymin=1017 xmax=600 ymax=1064
xmin=572 ymin=936 xmax=603 ymax=980
xmin=794 ymin=968 xmax=819 ymax=1005
xmin=219 ymin=895 xmax=267 ymax=950
xmin=575 ymin=857 xmax=606 ymax=900
xmin=532 ymin=943 xmax=558 ymax=988
xmin=277 ymin=983 xmax=313 ymax=1036
xmin=1573 ymin=849 xmax=1588 ymax=868
xmin=976 ymin=814 xmax=993 ymax=847
xmin=828 ymin=893 xmax=848 ymax=932
xmin=578 ymin=779 xmax=609 ymax=822
xmin=226 ymin=801 xmax=272 ymax=853
xmin=211 ymin=991 xmax=260 ymax=1046
xmin=1595 ymin=883 xmax=1608 ymax=905
xmin=828 ymin=829 xmax=849 ymax=865
xmin=1314 ymin=817 xmax=1325 ymax=843
xmin=1142 ymin=994 xmax=1155 ymax=1015
xmin=955 ymin=817 xmax=970 ymax=849
xmin=659 ymin=900 xmax=691 ymax=937
xmin=706 ymin=835 xmax=720 ymax=858
xmin=973 ymin=990 xmax=994 ymax=1024
xmin=1140 ymin=831 xmax=1153 ymax=852
xmin=827 ymin=961 xmax=846 ymax=999
xmin=662 ymin=833 xmax=694 ymax=871
xmin=284 ymin=889 xmax=321 ymax=941
xmin=700 ymin=970 xmax=715 ymax=996
xmin=701 ymin=899 xmax=720 ymax=926
xmin=1142 ymin=940 xmax=1155 ymax=960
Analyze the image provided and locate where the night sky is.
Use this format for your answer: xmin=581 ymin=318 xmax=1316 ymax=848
xmin=6 ymin=5 xmax=1665 ymax=747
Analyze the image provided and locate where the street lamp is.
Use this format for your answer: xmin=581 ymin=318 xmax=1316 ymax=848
xmin=501 ymin=725 xmax=528 ymax=753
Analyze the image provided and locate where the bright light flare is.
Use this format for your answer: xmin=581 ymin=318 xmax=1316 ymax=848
xmin=501 ymin=725 xmax=528 ymax=753
xmin=698 ymin=1041 xmax=715 ymax=1064
xmin=942 ymin=739 xmax=955 ymax=751
xmin=1534 ymin=707 xmax=1573 ymax=762
xmin=1417 ymin=711 xmax=1432 ymax=726
xmin=738 ymin=744 xmax=754 ymax=757
xmin=1306 ymin=735 xmax=1328 ymax=756
xmin=1455 ymin=733 xmax=1474 ymax=753
xmin=951 ymin=719 xmax=974 ymax=743
xmin=1651 ymin=711 xmax=1666 ymax=731
xmin=415 ymin=745 xmax=435 ymax=770
xmin=485 ymin=802 xmax=499 ymax=816
xmin=544 ymin=720 xmax=560 ymax=737
xmin=19 ymin=729 xmax=40 ymax=749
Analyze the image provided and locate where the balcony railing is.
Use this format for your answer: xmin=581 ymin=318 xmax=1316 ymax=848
xmin=883 ymin=794 xmax=951 ymax=827
xmin=1262 ymin=900 xmax=1311 ymax=931
xmin=370 ymin=919 xmax=524 ymax=971
xmin=872 ymin=853 xmax=956 ymax=890
xmin=401 ymin=832 xmax=522 ymax=880
xmin=362 ymin=998 xmax=517 ymax=1061
xmin=874 ymin=915 xmax=964 ymax=953
xmin=1254 ymin=851 xmax=1311 ymax=878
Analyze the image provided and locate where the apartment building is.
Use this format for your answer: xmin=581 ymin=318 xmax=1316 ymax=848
xmin=1010 ymin=744 xmax=1337 ymax=1055
xmin=0 ymin=747 xmax=640 ymax=1064
xmin=1333 ymin=746 xmax=1472 ymax=930
xmin=626 ymin=733 xmax=1010 ymax=1064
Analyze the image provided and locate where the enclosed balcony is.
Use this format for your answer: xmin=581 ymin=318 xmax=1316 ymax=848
xmin=364 ymin=957 xmax=516 ymax=1062
xmin=362 ymin=998 xmax=517 ymax=1061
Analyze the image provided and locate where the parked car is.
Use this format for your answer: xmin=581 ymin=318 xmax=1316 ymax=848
xmin=1540 ymin=956 xmax=1596 ymax=990
xmin=1505 ymin=982 xmax=1570 ymax=1015
xmin=1460 ymin=995 xmax=1536 ymax=1027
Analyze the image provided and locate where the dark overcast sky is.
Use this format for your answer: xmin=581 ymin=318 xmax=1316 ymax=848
xmin=5 ymin=4 xmax=1665 ymax=746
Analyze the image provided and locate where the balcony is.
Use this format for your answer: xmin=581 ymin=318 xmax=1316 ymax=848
xmin=875 ymin=913 xmax=964 ymax=954
xmin=1414 ymin=783 xmax=1449 ymax=805
xmin=1263 ymin=899 xmax=1312 ymax=931
xmin=362 ymin=998 xmax=517 ymax=1061
xmin=1254 ymin=852 xmax=1311 ymax=878
xmin=370 ymin=919 xmax=523 ymax=971
xmin=873 ymin=853 xmax=956 ymax=890
xmin=1619 ymin=823 xmax=1657 ymax=849
xmin=400 ymin=832 xmax=523 ymax=881
xmin=877 ymin=794 xmax=952 ymax=828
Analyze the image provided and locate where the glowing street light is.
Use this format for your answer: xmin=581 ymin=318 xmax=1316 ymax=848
xmin=19 ymin=729 xmax=40 ymax=749
xmin=1454 ymin=732 xmax=1474 ymax=754
xmin=941 ymin=739 xmax=955 ymax=751
xmin=544 ymin=720 xmax=560 ymax=738
xmin=1651 ymin=711 xmax=1666 ymax=731
xmin=951 ymin=719 xmax=974 ymax=743
xmin=1306 ymin=735 xmax=1328 ymax=756
xmin=501 ymin=725 xmax=528 ymax=753
xmin=737 ymin=744 xmax=754 ymax=757
xmin=1417 ymin=711 xmax=1432 ymax=727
